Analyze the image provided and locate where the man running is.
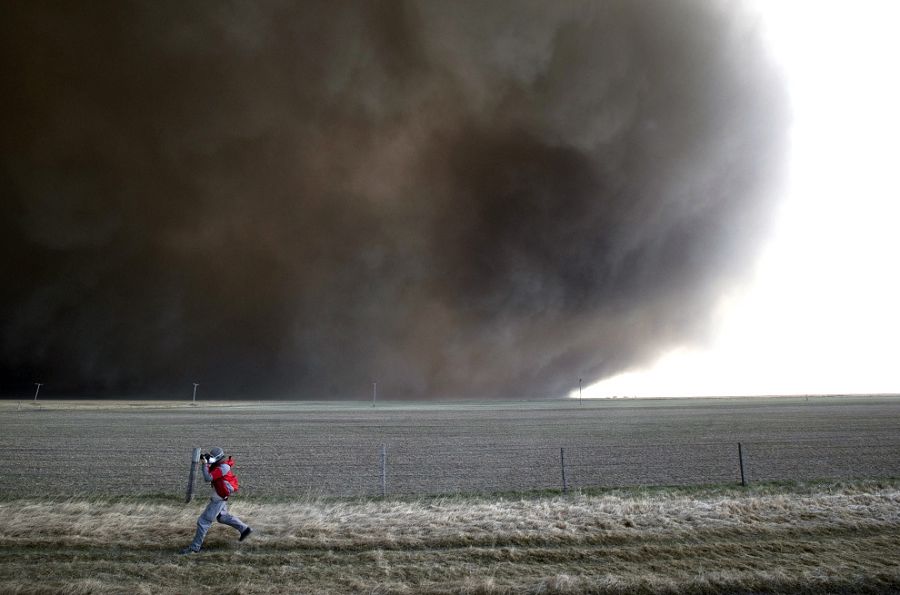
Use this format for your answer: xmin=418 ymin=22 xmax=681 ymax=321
xmin=180 ymin=447 xmax=252 ymax=553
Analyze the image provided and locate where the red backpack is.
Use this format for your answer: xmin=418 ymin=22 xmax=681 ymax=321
xmin=211 ymin=456 xmax=239 ymax=498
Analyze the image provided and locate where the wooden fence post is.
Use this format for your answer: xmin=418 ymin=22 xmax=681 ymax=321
xmin=560 ymin=447 xmax=568 ymax=494
xmin=738 ymin=442 xmax=747 ymax=486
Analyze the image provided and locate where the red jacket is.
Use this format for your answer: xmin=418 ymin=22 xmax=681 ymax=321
xmin=208 ymin=457 xmax=239 ymax=499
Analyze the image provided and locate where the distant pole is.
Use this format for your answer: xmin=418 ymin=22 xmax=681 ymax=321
xmin=380 ymin=443 xmax=387 ymax=497
xmin=33 ymin=383 xmax=43 ymax=402
xmin=192 ymin=383 xmax=199 ymax=403
xmin=738 ymin=442 xmax=747 ymax=486
xmin=372 ymin=382 xmax=377 ymax=407
xmin=579 ymin=378 xmax=582 ymax=405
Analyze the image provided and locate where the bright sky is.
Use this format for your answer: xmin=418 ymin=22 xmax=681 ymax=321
xmin=583 ymin=0 xmax=900 ymax=398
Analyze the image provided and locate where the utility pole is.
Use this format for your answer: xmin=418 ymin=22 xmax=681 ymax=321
xmin=33 ymin=383 xmax=43 ymax=402
xmin=372 ymin=382 xmax=377 ymax=407
xmin=192 ymin=383 xmax=199 ymax=403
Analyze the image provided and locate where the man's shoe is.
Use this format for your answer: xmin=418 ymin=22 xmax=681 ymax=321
xmin=239 ymin=527 xmax=253 ymax=542
xmin=179 ymin=547 xmax=200 ymax=555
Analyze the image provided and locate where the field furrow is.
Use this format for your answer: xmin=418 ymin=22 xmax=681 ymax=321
xmin=2 ymin=396 xmax=899 ymax=499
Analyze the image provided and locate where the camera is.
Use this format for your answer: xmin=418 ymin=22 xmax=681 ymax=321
xmin=201 ymin=453 xmax=210 ymax=462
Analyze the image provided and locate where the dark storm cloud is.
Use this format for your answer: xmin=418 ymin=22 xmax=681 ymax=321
xmin=0 ymin=0 xmax=786 ymax=398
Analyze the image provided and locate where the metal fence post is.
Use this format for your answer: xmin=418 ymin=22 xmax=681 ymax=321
xmin=738 ymin=442 xmax=747 ymax=486
xmin=185 ymin=447 xmax=201 ymax=503
xmin=380 ymin=443 xmax=387 ymax=497
xmin=560 ymin=447 xmax=568 ymax=494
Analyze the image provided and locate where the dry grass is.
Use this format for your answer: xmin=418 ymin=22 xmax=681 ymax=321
xmin=1 ymin=480 xmax=899 ymax=593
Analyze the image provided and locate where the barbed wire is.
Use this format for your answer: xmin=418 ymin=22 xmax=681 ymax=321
xmin=3 ymin=436 xmax=899 ymax=498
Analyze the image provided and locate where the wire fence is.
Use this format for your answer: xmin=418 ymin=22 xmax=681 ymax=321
xmin=3 ymin=438 xmax=899 ymax=499
xmin=232 ymin=439 xmax=900 ymax=498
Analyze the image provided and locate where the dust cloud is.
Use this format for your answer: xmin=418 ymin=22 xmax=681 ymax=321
xmin=0 ymin=1 xmax=786 ymax=398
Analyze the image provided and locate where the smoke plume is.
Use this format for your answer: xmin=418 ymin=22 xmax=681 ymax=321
xmin=0 ymin=0 xmax=786 ymax=398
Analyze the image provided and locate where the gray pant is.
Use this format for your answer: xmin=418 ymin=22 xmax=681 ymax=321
xmin=189 ymin=498 xmax=249 ymax=551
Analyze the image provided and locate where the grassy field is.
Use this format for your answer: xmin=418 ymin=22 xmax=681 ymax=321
xmin=2 ymin=398 xmax=899 ymax=592
xmin=1 ymin=396 xmax=898 ymax=498
xmin=1 ymin=480 xmax=899 ymax=593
